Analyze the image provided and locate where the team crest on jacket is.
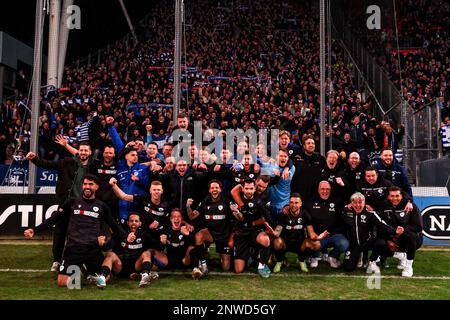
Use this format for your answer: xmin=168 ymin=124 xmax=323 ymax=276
xmin=249 ymin=174 xmax=255 ymax=179
xmin=218 ymin=205 xmax=223 ymax=211
xmin=93 ymin=206 xmax=99 ymax=212
xmin=289 ymin=150 xmax=293 ymax=155
xmin=400 ymin=212 xmax=405 ymax=217
xmin=248 ymin=202 xmax=254 ymax=208
xmin=136 ymin=238 xmax=142 ymax=243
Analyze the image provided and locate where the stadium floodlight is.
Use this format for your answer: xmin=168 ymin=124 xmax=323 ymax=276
xmin=173 ymin=0 xmax=183 ymax=123
xmin=319 ymin=0 xmax=326 ymax=156
xmin=29 ymin=0 xmax=45 ymax=194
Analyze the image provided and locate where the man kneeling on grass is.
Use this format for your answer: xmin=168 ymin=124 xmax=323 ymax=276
xmin=96 ymin=212 xmax=161 ymax=288
xmin=342 ymin=192 xmax=403 ymax=274
xmin=272 ymin=193 xmax=329 ymax=273
xmin=24 ymin=174 xmax=127 ymax=288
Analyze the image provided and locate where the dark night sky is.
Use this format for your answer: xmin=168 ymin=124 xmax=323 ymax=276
xmin=0 ymin=0 xmax=158 ymax=63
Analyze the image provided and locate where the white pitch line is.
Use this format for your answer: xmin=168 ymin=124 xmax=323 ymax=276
xmin=1 ymin=269 xmax=449 ymax=280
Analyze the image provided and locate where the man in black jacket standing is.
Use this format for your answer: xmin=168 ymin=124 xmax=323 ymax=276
xmin=26 ymin=142 xmax=94 ymax=272
xmin=291 ymin=135 xmax=326 ymax=202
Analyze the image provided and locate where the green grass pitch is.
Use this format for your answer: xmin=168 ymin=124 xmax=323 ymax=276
xmin=0 ymin=243 xmax=449 ymax=300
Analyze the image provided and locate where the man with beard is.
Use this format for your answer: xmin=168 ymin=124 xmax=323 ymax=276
xmin=96 ymin=213 xmax=160 ymax=288
xmin=380 ymin=187 xmax=423 ymax=277
xmin=169 ymin=113 xmax=194 ymax=158
xmin=230 ymin=175 xmax=271 ymax=213
xmin=24 ymin=175 xmax=126 ymax=288
xmin=230 ymin=179 xmax=273 ymax=278
xmin=26 ymin=142 xmax=95 ymax=272
xmin=55 ymin=137 xmax=119 ymax=219
xmin=373 ymin=148 xmax=412 ymax=198
xmin=187 ymin=180 xmax=233 ymax=277
xmin=291 ymin=135 xmax=326 ymax=203
xmin=272 ymin=194 xmax=327 ymax=273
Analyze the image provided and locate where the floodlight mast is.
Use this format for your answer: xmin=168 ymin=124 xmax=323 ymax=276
xmin=319 ymin=0 xmax=326 ymax=156
xmin=29 ymin=0 xmax=45 ymax=194
xmin=173 ymin=0 xmax=183 ymax=123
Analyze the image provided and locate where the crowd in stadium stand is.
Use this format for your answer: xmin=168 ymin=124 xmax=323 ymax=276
xmin=0 ymin=0 xmax=411 ymax=165
xmin=351 ymin=0 xmax=449 ymax=118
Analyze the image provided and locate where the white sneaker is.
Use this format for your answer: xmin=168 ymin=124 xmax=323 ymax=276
xmin=50 ymin=262 xmax=60 ymax=272
xmin=199 ymin=263 xmax=209 ymax=276
xmin=401 ymin=260 xmax=414 ymax=277
xmin=366 ymin=261 xmax=380 ymax=274
xmin=393 ymin=252 xmax=407 ymax=270
xmin=139 ymin=273 xmax=151 ymax=287
xmin=328 ymin=257 xmax=341 ymax=269
xmin=357 ymin=253 xmax=364 ymax=268
xmin=309 ymin=257 xmax=319 ymax=268
xmin=87 ymin=274 xmax=106 ymax=288
xmin=149 ymin=271 xmax=159 ymax=281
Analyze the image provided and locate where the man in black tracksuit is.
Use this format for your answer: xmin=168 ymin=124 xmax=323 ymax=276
xmin=110 ymin=179 xmax=171 ymax=245
xmin=159 ymin=159 xmax=205 ymax=222
xmin=24 ymin=174 xmax=126 ymax=287
xmin=98 ymin=212 xmax=161 ymax=287
xmin=187 ymin=179 xmax=233 ymax=276
xmin=342 ymin=192 xmax=402 ymax=273
xmin=272 ymin=193 xmax=318 ymax=273
xmin=231 ymin=179 xmax=273 ymax=278
xmin=291 ymin=136 xmax=326 ymax=202
xmin=303 ymin=181 xmax=348 ymax=268
xmin=159 ymin=209 xmax=196 ymax=269
xmin=380 ymin=186 xmax=423 ymax=277
xmin=344 ymin=152 xmax=366 ymax=201
xmin=356 ymin=167 xmax=394 ymax=212
xmin=320 ymin=150 xmax=348 ymax=200
xmin=93 ymin=145 xmax=119 ymax=221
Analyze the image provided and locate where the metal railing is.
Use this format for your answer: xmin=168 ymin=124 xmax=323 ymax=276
xmin=330 ymin=4 xmax=443 ymax=184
